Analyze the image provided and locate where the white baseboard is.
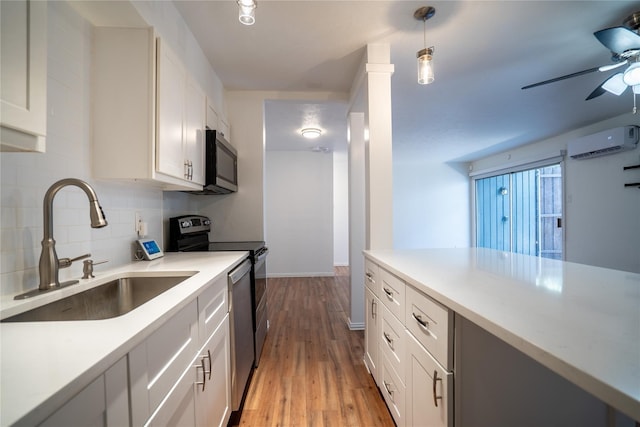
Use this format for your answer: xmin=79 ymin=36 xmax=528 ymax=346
xmin=348 ymin=319 xmax=365 ymax=330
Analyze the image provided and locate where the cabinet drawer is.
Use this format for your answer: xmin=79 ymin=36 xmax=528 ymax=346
xmin=380 ymin=304 xmax=406 ymax=384
xmin=364 ymin=258 xmax=380 ymax=296
xmin=198 ymin=276 xmax=228 ymax=344
xmin=129 ymin=299 xmax=198 ymax=426
xmin=406 ymin=331 xmax=452 ymax=427
xmin=381 ymin=353 xmax=406 ymax=427
xmin=379 ymin=268 xmax=405 ymax=320
xmin=405 ymin=285 xmax=452 ymax=370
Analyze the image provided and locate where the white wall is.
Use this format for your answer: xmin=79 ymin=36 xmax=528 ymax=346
xmin=393 ymin=148 xmax=471 ymax=249
xmin=471 ymin=113 xmax=640 ymax=273
xmin=265 ymin=151 xmax=334 ymax=277
xmin=333 ymin=150 xmax=349 ymax=266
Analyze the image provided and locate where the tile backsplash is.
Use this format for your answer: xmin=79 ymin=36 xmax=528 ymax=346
xmin=0 ymin=2 xmax=168 ymax=297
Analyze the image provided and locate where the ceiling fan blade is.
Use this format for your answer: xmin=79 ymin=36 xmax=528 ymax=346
xmin=594 ymin=27 xmax=640 ymax=54
xmin=585 ymin=85 xmax=607 ymax=100
xmin=586 ymin=73 xmax=628 ymax=101
xmin=521 ymin=66 xmax=600 ymax=90
xmin=602 ymin=72 xmax=628 ymax=96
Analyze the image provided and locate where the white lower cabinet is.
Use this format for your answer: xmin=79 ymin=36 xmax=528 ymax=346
xmin=406 ymin=331 xmax=452 ymax=427
xmin=364 ymin=286 xmax=380 ymax=382
xmin=380 ymin=353 xmax=406 ymax=427
xmin=128 ymin=274 xmax=232 ymax=427
xmin=39 ymin=357 xmax=128 ymax=427
xmin=365 ymin=256 xmax=453 ymax=427
xmin=195 ymin=316 xmax=231 ymax=427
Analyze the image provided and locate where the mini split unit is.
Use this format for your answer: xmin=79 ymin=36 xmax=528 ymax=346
xmin=568 ymin=126 xmax=639 ymax=159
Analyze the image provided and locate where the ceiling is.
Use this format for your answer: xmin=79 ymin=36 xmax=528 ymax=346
xmin=174 ymin=1 xmax=640 ymax=161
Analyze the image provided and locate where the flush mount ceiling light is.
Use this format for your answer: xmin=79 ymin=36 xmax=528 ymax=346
xmin=301 ymin=128 xmax=322 ymax=139
xmin=238 ymin=0 xmax=257 ymax=26
xmin=414 ymin=6 xmax=436 ymax=85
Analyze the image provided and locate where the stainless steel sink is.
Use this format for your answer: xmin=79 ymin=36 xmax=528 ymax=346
xmin=2 ymin=275 xmax=193 ymax=322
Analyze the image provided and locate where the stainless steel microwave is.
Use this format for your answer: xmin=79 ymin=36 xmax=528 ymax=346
xmin=191 ymin=130 xmax=238 ymax=195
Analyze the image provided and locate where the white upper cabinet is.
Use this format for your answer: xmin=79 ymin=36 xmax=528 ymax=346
xmin=0 ymin=0 xmax=47 ymax=152
xmin=156 ymin=39 xmax=206 ymax=186
xmin=206 ymin=98 xmax=219 ymax=131
xmin=92 ymin=28 xmax=206 ymax=190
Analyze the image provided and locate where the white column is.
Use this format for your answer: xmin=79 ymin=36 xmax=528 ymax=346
xmin=363 ymin=45 xmax=394 ymax=250
xmin=347 ymin=44 xmax=394 ymax=328
xmin=348 ymin=112 xmax=366 ymax=328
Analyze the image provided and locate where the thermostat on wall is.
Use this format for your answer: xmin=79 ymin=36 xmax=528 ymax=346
xmin=136 ymin=238 xmax=164 ymax=260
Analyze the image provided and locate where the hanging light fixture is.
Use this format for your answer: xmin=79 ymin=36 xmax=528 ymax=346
xmin=414 ymin=6 xmax=436 ymax=85
xmin=238 ymin=0 xmax=257 ymax=26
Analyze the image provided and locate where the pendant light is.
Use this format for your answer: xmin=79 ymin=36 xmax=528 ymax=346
xmin=238 ymin=0 xmax=257 ymax=26
xmin=414 ymin=6 xmax=436 ymax=85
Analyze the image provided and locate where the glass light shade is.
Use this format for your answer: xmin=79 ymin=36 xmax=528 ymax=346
xmin=602 ymin=73 xmax=627 ymax=96
xmin=417 ymin=48 xmax=434 ymax=85
xmin=622 ymin=62 xmax=640 ymax=86
xmin=238 ymin=0 xmax=256 ymax=25
xmin=301 ymin=128 xmax=322 ymax=139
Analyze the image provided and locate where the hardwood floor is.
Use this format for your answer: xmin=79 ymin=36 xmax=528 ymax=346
xmin=236 ymin=269 xmax=394 ymax=427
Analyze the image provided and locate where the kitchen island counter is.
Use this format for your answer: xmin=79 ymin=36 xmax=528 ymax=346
xmin=364 ymin=247 xmax=640 ymax=422
xmin=0 ymin=252 xmax=247 ymax=427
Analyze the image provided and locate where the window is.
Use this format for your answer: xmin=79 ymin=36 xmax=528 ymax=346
xmin=474 ymin=163 xmax=563 ymax=260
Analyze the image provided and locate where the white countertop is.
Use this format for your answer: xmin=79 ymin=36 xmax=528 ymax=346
xmin=364 ymin=248 xmax=640 ymax=421
xmin=0 ymin=252 xmax=247 ymax=427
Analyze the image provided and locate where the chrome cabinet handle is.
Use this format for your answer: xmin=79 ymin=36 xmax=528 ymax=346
xmin=195 ymin=357 xmax=206 ymax=391
xmin=412 ymin=312 xmax=430 ymax=331
xmin=206 ymin=349 xmax=212 ymax=380
xmin=371 ymin=299 xmax=377 ymax=319
xmin=383 ymin=381 xmax=394 ymax=398
xmin=184 ymin=160 xmax=190 ymax=180
xmin=432 ymin=370 xmax=443 ymax=407
xmin=383 ymin=287 xmax=393 ymax=299
xmin=383 ymin=332 xmax=393 ymax=349
xmin=365 ymin=272 xmax=375 ymax=283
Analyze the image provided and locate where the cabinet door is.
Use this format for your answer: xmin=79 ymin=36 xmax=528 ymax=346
xmin=196 ymin=315 xmax=231 ymax=427
xmin=185 ymin=78 xmax=206 ymax=185
xmin=156 ymin=39 xmax=186 ymax=180
xmin=405 ymin=331 xmax=452 ymax=427
xmin=40 ymin=358 xmax=129 ymax=427
xmin=364 ymin=287 xmax=380 ymax=383
xmin=0 ymin=0 xmax=47 ymax=152
xmin=206 ymin=98 xmax=219 ymax=130
xmin=219 ymin=118 xmax=230 ymax=142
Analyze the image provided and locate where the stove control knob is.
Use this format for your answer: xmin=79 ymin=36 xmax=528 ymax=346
xmin=180 ymin=220 xmax=191 ymax=228
xmin=203 ymin=219 xmax=211 ymax=226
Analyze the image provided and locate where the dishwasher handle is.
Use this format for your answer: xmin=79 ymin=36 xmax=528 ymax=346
xmin=229 ymin=259 xmax=252 ymax=284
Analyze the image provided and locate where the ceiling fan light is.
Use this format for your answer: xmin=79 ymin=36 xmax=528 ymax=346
xmin=602 ymin=73 xmax=628 ymax=96
xmin=238 ymin=0 xmax=257 ymax=25
xmin=417 ymin=47 xmax=434 ymax=85
xmin=301 ymin=128 xmax=322 ymax=139
xmin=622 ymin=62 xmax=640 ymax=86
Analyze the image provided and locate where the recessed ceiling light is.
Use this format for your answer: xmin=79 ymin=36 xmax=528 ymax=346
xmin=301 ymin=128 xmax=322 ymax=139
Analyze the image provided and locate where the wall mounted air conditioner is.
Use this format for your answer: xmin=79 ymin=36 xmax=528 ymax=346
xmin=568 ymin=126 xmax=639 ymax=160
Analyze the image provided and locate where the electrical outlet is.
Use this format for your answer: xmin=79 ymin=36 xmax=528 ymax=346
xmin=135 ymin=212 xmax=142 ymax=233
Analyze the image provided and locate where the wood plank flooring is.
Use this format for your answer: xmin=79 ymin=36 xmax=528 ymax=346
xmin=236 ymin=269 xmax=395 ymax=426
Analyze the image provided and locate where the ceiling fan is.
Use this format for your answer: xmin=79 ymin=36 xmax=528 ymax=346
xmin=522 ymin=11 xmax=640 ymax=113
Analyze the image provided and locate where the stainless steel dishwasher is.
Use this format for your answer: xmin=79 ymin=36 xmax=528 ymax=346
xmin=228 ymin=258 xmax=255 ymax=413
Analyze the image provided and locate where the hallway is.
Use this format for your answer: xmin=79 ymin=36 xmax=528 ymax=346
xmin=237 ymin=269 xmax=394 ymax=426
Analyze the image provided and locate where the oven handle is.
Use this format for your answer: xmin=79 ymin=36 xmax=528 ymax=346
xmin=229 ymin=259 xmax=252 ymax=284
xmin=255 ymin=247 xmax=269 ymax=264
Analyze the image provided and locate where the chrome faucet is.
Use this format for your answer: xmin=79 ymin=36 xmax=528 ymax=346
xmin=38 ymin=179 xmax=107 ymax=290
